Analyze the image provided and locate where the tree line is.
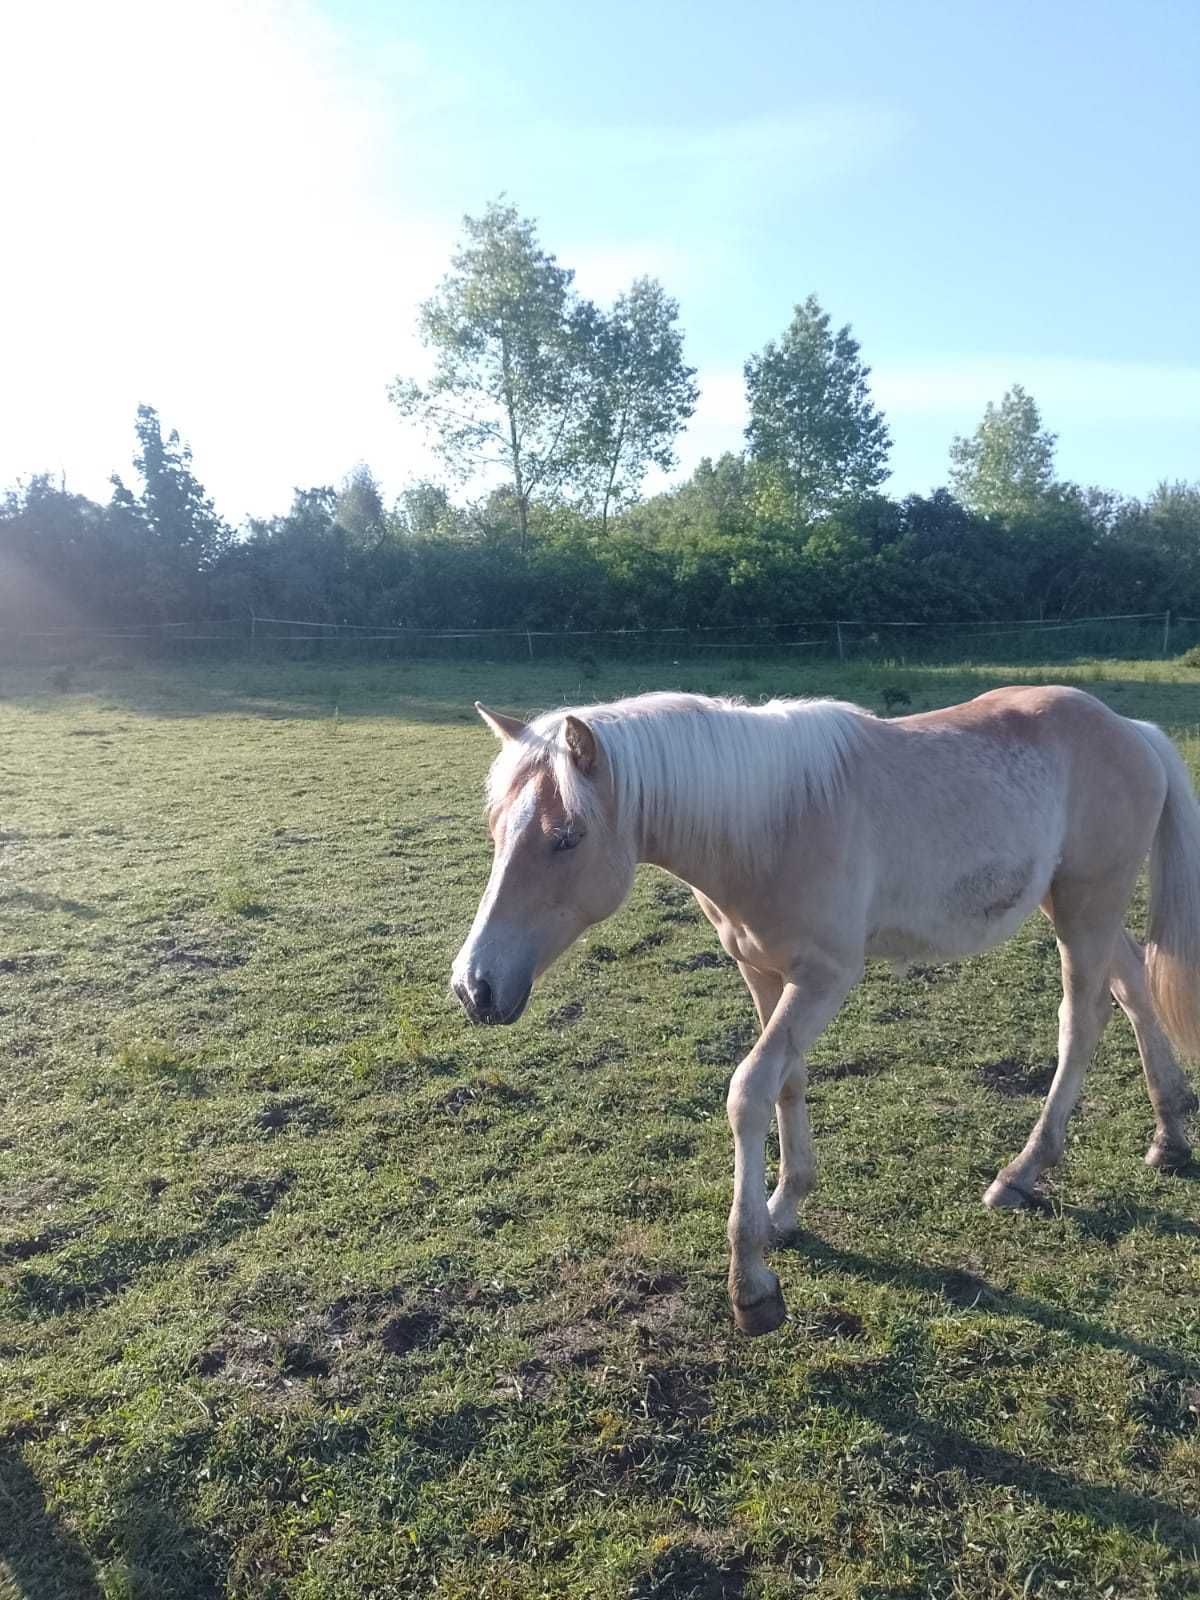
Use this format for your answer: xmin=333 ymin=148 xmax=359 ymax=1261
xmin=3 ymin=200 xmax=1199 ymax=641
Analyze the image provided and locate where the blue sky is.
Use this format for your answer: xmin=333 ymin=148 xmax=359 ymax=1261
xmin=3 ymin=0 xmax=1197 ymax=520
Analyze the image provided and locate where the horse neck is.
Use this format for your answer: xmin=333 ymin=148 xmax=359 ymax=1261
xmin=638 ymin=820 xmax=740 ymax=904
xmin=623 ymin=750 xmax=766 ymax=905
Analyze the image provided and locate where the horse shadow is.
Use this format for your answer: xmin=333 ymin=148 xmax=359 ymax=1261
xmin=807 ymin=1365 xmax=1200 ymax=1558
xmin=781 ymin=1229 xmax=1200 ymax=1377
xmin=0 ymin=1439 xmax=104 ymax=1599
xmin=0 ymin=888 xmax=99 ymax=919
xmin=777 ymin=1231 xmax=1200 ymax=1558
xmin=0 ymin=1434 xmax=224 ymax=1600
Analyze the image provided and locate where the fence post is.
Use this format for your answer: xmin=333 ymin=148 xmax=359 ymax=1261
xmin=835 ymin=621 xmax=844 ymax=662
xmin=249 ymin=611 xmax=257 ymax=654
xmin=526 ymin=630 xmax=534 ymax=661
xmin=1163 ymin=610 xmax=1171 ymax=658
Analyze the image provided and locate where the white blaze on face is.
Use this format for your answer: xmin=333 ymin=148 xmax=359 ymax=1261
xmin=452 ymin=779 xmax=542 ymax=1005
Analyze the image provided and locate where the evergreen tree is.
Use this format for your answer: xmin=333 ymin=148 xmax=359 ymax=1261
xmin=948 ymin=384 xmax=1057 ymax=516
xmin=744 ymin=294 xmax=890 ymax=517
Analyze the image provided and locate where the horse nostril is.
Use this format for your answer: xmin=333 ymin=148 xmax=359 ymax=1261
xmin=470 ymin=975 xmax=493 ymax=1015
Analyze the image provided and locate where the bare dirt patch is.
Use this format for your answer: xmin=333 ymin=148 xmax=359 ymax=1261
xmin=811 ymin=1306 xmax=866 ymax=1341
xmin=547 ymin=1000 xmax=584 ymax=1027
xmin=380 ymin=1308 xmax=441 ymax=1356
xmin=672 ymin=951 xmax=726 ymax=971
xmin=814 ymin=1058 xmax=888 ymax=1083
xmin=251 ymin=1096 xmax=333 ymax=1136
xmin=978 ymin=1057 xmax=1055 ymax=1097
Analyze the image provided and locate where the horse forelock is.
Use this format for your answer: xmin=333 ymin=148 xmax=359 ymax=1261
xmin=484 ymin=692 xmax=872 ymax=862
xmin=485 ymin=725 xmax=601 ymax=834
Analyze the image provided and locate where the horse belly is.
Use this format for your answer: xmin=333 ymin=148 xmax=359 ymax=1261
xmin=866 ymin=852 xmax=1051 ymax=967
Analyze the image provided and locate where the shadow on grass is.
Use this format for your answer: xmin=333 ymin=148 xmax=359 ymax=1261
xmin=810 ymin=1365 xmax=1200 ymax=1559
xmin=0 ymin=1439 xmax=104 ymax=1598
xmin=1064 ymin=1198 xmax=1200 ymax=1245
xmin=784 ymin=1231 xmax=1200 ymax=1378
xmin=9 ymin=1174 xmax=293 ymax=1318
xmin=0 ymin=889 xmax=100 ymax=919
xmin=4 ymin=660 xmax=1198 ymax=727
xmin=0 ymin=663 xmax=486 ymax=724
xmin=106 ymin=1480 xmax=227 ymax=1600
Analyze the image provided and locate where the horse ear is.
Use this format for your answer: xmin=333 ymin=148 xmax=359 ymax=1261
xmin=563 ymin=715 xmax=598 ymax=777
xmin=475 ymin=703 xmax=527 ymax=742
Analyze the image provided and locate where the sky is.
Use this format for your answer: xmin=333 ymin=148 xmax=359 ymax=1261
xmin=2 ymin=0 xmax=1198 ymax=523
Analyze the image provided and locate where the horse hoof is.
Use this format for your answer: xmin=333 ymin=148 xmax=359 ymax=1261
xmin=732 ymin=1282 xmax=788 ymax=1337
xmin=1146 ymin=1139 xmax=1192 ymax=1174
xmin=983 ymin=1176 xmax=1035 ymax=1210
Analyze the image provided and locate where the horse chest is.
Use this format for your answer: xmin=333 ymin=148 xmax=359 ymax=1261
xmin=691 ymin=894 xmax=771 ymax=969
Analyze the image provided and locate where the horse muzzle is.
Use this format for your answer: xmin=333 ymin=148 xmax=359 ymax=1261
xmin=452 ymin=969 xmax=532 ymax=1026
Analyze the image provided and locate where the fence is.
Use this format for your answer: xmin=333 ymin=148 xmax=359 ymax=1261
xmin=2 ymin=611 xmax=1198 ymax=668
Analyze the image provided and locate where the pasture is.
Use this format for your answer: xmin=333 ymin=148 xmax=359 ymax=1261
xmin=1 ymin=654 xmax=1198 ymax=1600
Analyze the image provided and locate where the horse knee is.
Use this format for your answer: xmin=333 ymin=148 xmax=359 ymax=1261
xmin=727 ymin=1050 xmax=784 ymax=1134
xmin=726 ymin=1081 xmax=772 ymax=1140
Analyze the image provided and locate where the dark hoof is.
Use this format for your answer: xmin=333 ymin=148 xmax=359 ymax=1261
xmin=983 ymin=1175 xmax=1037 ymax=1210
xmin=1146 ymin=1139 xmax=1192 ymax=1173
xmin=732 ymin=1282 xmax=788 ymax=1336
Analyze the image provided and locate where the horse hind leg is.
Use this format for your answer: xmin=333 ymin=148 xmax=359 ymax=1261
xmin=1110 ymin=929 xmax=1198 ymax=1171
xmin=984 ymin=884 xmax=1119 ymax=1208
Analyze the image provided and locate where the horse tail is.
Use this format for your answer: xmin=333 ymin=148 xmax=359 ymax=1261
xmin=1139 ymin=721 xmax=1200 ymax=1059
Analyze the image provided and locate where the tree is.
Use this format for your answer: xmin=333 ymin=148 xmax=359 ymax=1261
xmin=578 ymin=278 xmax=698 ymax=534
xmin=120 ymin=405 xmax=230 ymax=564
xmin=389 ymin=200 xmax=592 ymax=552
xmin=335 ymin=464 xmax=386 ymax=548
xmin=948 ymin=384 xmax=1057 ymax=517
xmin=396 ymin=480 xmax=462 ymax=539
xmin=108 ymin=405 xmax=231 ymax=615
xmin=1114 ymin=481 xmax=1200 ymax=611
xmin=744 ymin=294 xmax=890 ymax=518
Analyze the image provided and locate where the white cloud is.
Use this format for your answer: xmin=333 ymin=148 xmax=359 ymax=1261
xmin=524 ymin=105 xmax=905 ymax=212
xmin=872 ymin=357 xmax=1200 ymax=427
xmin=566 ymin=243 xmax=696 ymax=306
xmin=0 ymin=0 xmax=450 ymax=518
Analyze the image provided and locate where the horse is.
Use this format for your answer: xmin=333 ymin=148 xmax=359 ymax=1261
xmin=451 ymin=686 xmax=1200 ymax=1336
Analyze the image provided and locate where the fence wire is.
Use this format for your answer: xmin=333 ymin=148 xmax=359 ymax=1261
xmin=0 ymin=610 xmax=1193 ymax=668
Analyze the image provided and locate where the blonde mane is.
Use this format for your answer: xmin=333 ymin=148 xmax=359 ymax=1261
xmin=486 ymin=691 xmax=872 ymax=863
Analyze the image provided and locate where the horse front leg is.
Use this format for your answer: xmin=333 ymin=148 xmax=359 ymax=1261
xmin=737 ymin=961 xmax=812 ymax=1243
xmin=726 ymin=958 xmax=859 ymax=1335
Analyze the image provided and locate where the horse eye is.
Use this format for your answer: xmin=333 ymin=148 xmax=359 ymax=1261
xmin=553 ymin=828 xmax=579 ymax=853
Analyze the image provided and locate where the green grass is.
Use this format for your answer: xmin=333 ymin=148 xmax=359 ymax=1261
xmin=1 ymin=654 xmax=1198 ymax=1599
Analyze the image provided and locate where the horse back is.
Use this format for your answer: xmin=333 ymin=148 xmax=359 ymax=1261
xmin=857 ymin=686 xmax=1166 ymax=960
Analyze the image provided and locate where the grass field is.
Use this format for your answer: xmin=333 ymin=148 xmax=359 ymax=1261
xmin=2 ymin=654 xmax=1199 ymax=1600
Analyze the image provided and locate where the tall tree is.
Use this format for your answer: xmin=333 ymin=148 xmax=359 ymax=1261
xmin=744 ymin=294 xmax=890 ymax=518
xmin=579 ymin=278 xmax=698 ymax=534
xmin=108 ymin=405 xmax=230 ymax=615
xmin=389 ymin=200 xmax=591 ymax=551
xmin=948 ymin=384 xmax=1057 ymax=517
xmin=397 ymin=480 xmax=461 ymax=539
xmin=335 ymin=464 xmax=386 ymax=548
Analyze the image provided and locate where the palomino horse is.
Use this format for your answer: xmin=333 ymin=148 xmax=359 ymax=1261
xmin=452 ymin=687 xmax=1200 ymax=1335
